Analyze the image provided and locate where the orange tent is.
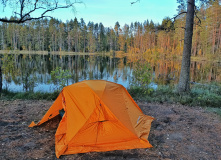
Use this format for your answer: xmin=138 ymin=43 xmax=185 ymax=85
xmin=29 ymin=80 xmax=154 ymax=158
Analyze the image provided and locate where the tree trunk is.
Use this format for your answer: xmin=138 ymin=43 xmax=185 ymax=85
xmin=1 ymin=30 xmax=4 ymax=50
xmin=177 ymin=0 xmax=195 ymax=93
xmin=0 ymin=65 xmax=2 ymax=93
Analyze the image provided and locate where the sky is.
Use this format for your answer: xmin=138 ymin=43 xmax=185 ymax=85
xmin=0 ymin=0 xmax=179 ymax=28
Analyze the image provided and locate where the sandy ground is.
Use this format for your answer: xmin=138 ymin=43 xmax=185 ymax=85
xmin=0 ymin=100 xmax=221 ymax=160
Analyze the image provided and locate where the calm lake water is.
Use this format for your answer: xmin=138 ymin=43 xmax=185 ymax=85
xmin=1 ymin=53 xmax=220 ymax=92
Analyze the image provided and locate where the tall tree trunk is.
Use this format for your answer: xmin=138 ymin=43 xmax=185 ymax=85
xmin=1 ymin=30 xmax=4 ymax=50
xmin=177 ymin=0 xmax=195 ymax=93
xmin=0 ymin=65 xmax=2 ymax=93
xmin=84 ymin=37 xmax=86 ymax=53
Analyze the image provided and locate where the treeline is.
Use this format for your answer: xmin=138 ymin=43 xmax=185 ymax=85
xmin=0 ymin=0 xmax=220 ymax=56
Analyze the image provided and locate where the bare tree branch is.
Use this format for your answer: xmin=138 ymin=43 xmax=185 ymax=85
xmin=0 ymin=0 xmax=83 ymax=23
xmin=20 ymin=0 xmax=24 ymax=18
xmin=40 ymin=2 xmax=79 ymax=18
xmin=0 ymin=15 xmax=52 ymax=23
xmin=172 ymin=11 xmax=187 ymax=21
xmin=180 ymin=26 xmax=186 ymax=30
xmin=194 ymin=5 xmax=201 ymax=26
xmin=164 ymin=11 xmax=187 ymax=31
xmin=174 ymin=26 xmax=186 ymax=30
xmin=194 ymin=12 xmax=201 ymax=26
xmin=131 ymin=0 xmax=140 ymax=5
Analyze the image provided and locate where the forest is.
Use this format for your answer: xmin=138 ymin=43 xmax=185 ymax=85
xmin=0 ymin=1 xmax=220 ymax=57
xmin=1 ymin=1 xmax=221 ymax=159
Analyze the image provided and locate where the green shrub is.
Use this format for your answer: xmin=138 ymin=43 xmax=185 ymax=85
xmin=49 ymin=67 xmax=72 ymax=91
xmin=129 ymin=60 xmax=153 ymax=96
xmin=132 ymin=60 xmax=152 ymax=87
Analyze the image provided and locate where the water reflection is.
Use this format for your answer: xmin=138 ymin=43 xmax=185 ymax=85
xmin=1 ymin=53 xmax=220 ymax=92
xmin=1 ymin=54 xmax=134 ymax=92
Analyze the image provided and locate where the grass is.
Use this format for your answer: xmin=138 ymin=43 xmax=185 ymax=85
xmin=206 ymin=107 xmax=221 ymax=117
xmin=0 ymin=89 xmax=59 ymax=101
xmin=128 ymin=82 xmax=221 ymax=108
xmin=128 ymin=83 xmax=221 ymax=116
xmin=1 ymin=82 xmax=221 ymax=116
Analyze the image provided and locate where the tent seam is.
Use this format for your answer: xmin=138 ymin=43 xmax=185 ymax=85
xmin=81 ymin=82 xmax=140 ymax=141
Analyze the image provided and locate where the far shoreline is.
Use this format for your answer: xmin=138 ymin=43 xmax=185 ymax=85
xmin=0 ymin=50 xmax=220 ymax=62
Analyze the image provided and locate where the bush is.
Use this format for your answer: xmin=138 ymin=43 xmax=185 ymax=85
xmin=129 ymin=60 xmax=154 ymax=96
xmin=49 ymin=67 xmax=72 ymax=91
xmin=132 ymin=60 xmax=152 ymax=87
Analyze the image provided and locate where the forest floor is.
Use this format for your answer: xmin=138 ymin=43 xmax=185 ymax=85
xmin=1 ymin=100 xmax=221 ymax=160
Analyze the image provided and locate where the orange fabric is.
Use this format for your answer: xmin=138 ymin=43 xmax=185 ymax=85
xmin=29 ymin=92 xmax=63 ymax=127
xmin=29 ymin=80 xmax=154 ymax=158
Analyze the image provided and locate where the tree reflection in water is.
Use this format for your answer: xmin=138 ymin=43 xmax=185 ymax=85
xmin=1 ymin=53 xmax=220 ymax=92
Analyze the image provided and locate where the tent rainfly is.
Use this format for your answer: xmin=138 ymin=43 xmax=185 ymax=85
xmin=29 ymin=80 xmax=154 ymax=158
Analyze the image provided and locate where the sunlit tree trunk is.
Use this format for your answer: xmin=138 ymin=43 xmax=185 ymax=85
xmin=177 ymin=0 xmax=195 ymax=93
xmin=212 ymin=26 xmax=216 ymax=54
xmin=67 ymin=32 xmax=71 ymax=52
xmin=218 ymin=24 xmax=221 ymax=53
xmin=193 ymin=25 xmax=198 ymax=56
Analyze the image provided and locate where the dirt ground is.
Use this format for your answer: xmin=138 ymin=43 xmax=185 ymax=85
xmin=0 ymin=100 xmax=221 ymax=160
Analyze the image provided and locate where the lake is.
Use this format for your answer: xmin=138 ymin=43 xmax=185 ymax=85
xmin=1 ymin=53 xmax=220 ymax=92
